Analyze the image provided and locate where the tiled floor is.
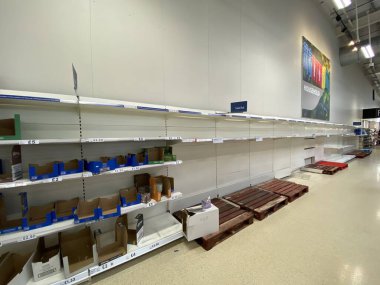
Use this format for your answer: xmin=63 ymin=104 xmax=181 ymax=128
xmin=92 ymin=150 xmax=380 ymax=285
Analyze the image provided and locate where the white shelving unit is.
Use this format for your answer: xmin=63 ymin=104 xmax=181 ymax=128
xmin=0 ymin=161 xmax=183 ymax=190
xmin=25 ymin=213 xmax=183 ymax=285
xmin=0 ymin=192 xmax=182 ymax=247
xmin=0 ymin=88 xmax=359 ymax=285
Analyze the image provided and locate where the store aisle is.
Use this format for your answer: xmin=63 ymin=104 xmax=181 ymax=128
xmin=92 ymin=149 xmax=380 ymax=285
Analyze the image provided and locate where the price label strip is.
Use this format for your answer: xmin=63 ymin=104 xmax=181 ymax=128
xmin=18 ymin=233 xmax=36 ymax=242
xmin=43 ymin=176 xmax=63 ymax=183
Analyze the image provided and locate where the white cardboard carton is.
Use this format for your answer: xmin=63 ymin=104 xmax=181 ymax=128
xmin=32 ymin=237 xmax=61 ymax=281
xmin=182 ymin=204 xmax=219 ymax=241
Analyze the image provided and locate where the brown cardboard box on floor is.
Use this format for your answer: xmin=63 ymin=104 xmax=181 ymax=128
xmin=0 ymin=251 xmax=33 ymax=285
xmin=60 ymin=227 xmax=98 ymax=278
xmin=32 ymin=237 xmax=61 ymax=281
xmin=95 ymin=215 xmax=128 ymax=264
xmin=149 ymin=176 xmax=174 ymax=202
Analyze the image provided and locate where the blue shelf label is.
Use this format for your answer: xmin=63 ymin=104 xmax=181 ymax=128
xmin=231 ymin=101 xmax=247 ymax=113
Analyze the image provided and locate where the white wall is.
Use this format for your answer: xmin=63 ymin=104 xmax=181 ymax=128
xmin=0 ymin=0 xmax=377 ymax=218
xmin=0 ymin=0 xmax=378 ymax=122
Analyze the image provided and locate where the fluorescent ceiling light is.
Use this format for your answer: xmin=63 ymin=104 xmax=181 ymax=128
xmin=348 ymin=40 xmax=355 ymax=46
xmin=333 ymin=0 xmax=351 ymax=9
xmin=361 ymin=44 xmax=375 ymax=58
xmin=352 ymin=46 xmax=358 ymax=52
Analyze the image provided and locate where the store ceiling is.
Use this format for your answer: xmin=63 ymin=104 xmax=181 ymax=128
xmin=318 ymin=0 xmax=380 ymax=93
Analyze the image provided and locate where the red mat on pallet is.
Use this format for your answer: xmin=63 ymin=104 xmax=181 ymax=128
xmin=317 ymin=161 xmax=348 ymax=170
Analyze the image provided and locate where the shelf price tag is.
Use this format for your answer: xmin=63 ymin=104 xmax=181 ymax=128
xmin=256 ymin=137 xmax=263 ymax=142
xmin=114 ymin=168 xmax=126 ymax=174
xmin=18 ymin=233 xmax=36 ymax=242
xmin=83 ymin=172 xmax=92 ymax=178
xmin=149 ymin=242 xmax=160 ymax=250
xmin=168 ymin=137 xmax=180 ymax=140
xmin=131 ymin=166 xmax=140 ymax=171
xmin=43 ymin=177 xmax=62 ymax=183
xmin=170 ymin=195 xmax=179 ymax=200
xmin=88 ymin=138 xmax=104 ymax=143
xmin=20 ymin=140 xmax=40 ymax=145
xmin=133 ymin=137 xmax=145 ymax=141
xmin=212 ymin=138 xmax=224 ymax=144
xmin=62 ymin=276 xmax=77 ymax=285
xmin=146 ymin=200 xmax=156 ymax=208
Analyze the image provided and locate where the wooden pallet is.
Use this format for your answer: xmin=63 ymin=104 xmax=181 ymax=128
xmin=256 ymin=179 xmax=308 ymax=202
xmin=346 ymin=150 xmax=371 ymax=158
xmin=301 ymin=163 xmax=340 ymax=175
xmin=200 ymin=198 xmax=254 ymax=250
xmin=223 ymin=187 xmax=288 ymax=220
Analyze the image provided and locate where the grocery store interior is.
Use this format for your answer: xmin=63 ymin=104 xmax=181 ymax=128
xmin=1 ymin=0 xmax=380 ymax=284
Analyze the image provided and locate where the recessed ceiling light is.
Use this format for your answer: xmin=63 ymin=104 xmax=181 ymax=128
xmin=348 ymin=40 xmax=355 ymax=46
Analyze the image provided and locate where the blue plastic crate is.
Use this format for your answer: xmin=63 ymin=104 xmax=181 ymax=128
xmin=29 ymin=162 xmax=60 ymax=181
xmin=85 ymin=157 xmax=117 ymax=174
xmin=58 ymin=159 xmax=84 ymax=176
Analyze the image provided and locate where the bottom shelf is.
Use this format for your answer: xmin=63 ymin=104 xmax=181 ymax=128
xmin=324 ymin=155 xmax=356 ymax=164
xmin=27 ymin=212 xmax=183 ymax=285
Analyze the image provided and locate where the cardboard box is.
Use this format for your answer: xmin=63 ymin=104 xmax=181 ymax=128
xmin=74 ymin=198 xmax=99 ymax=224
xmin=32 ymin=237 xmax=60 ymax=281
xmin=0 ymin=145 xmax=23 ymax=183
xmin=29 ymin=162 xmax=60 ymax=181
xmin=127 ymin=153 xmax=139 ymax=167
xmin=58 ymin=159 xmax=84 ymax=176
xmin=60 ymin=227 xmax=98 ymax=278
xmin=0 ymin=114 xmax=21 ymax=140
xmin=98 ymin=195 xmax=121 ymax=219
xmin=85 ymin=157 xmax=116 ymax=174
xmin=127 ymin=214 xmax=144 ymax=246
xmin=0 ymin=252 xmax=33 ymax=285
xmin=0 ymin=193 xmax=22 ymax=234
xmin=54 ymin=197 xmax=79 ymax=222
xmin=150 ymin=176 xmax=174 ymax=202
xmin=144 ymin=147 xmax=164 ymax=164
xmin=95 ymin=216 xmax=128 ymax=264
xmin=22 ymin=198 xmax=54 ymax=230
xmin=119 ymin=186 xmax=141 ymax=207
xmin=115 ymin=155 xmax=127 ymax=168
xmin=164 ymin=146 xmax=177 ymax=162
xmin=181 ymin=204 xmax=219 ymax=241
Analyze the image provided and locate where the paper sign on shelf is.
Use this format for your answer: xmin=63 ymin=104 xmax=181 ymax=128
xmin=87 ymin=138 xmax=104 ymax=143
xmin=212 ymin=138 xmax=224 ymax=144
xmin=18 ymin=233 xmax=36 ymax=242
xmin=43 ymin=177 xmax=62 ymax=183
xmin=133 ymin=138 xmax=145 ymax=141
xmin=256 ymin=137 xmax=263 ymax=142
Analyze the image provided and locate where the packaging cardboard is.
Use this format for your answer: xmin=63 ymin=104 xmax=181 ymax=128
xmin=127 ymin=214 xmax=144 ymax=246
xmin=144 ymin=147 xmax=164 ymax=164
xmin=98 ymin=194 xmax=121 ymax=219
xmin=60 ymin=227 xmax=98 ymax=278
xmin=28 ymin=162 xmax=60 ymax=181
xmin=85 ymin=157 xmax=116 ymax=174
xmin=54 ymin=197 xmax=79 ymax=222
xmin=150 ymin=176 xmax=174 ymax=202
xmin=181 ymin=204 xmax=219 ymax=241
xmin=0 ymin=114 xmax=21 ymax=140
xmin=74 ymin=198 xmax=99 ymax=223
xmin=0 ymin=252 xmax=33 ymax=285
xmin=32 ymin=237 xmax=61 ymax=281
xmin=95 ymin=215 xmax=128 ymax=264
xmin=115 ymin=155 xmax=127 ymax=168
xmin=119 ymin=186 xmax=141 ymax=207
xmin=22 ymin=200 xmax=54 ymax=230
xmin=164 ymin=146 xmax=177 ymax=162
xmin=134 ymin=173 xmax=150 ymax=188
xmin=0 ymin=145 xmax=22 ymax=183
xmin=0 ymin=193 xmax=22 ymax=234
xmin=127 ymin=153 xmax=139 ymax=167
xmin=58 ymin=159 xmax=84 ymax=176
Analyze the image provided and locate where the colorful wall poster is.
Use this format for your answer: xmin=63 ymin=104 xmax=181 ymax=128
xmin=302 ymin=37 xmax=330 ymax=121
